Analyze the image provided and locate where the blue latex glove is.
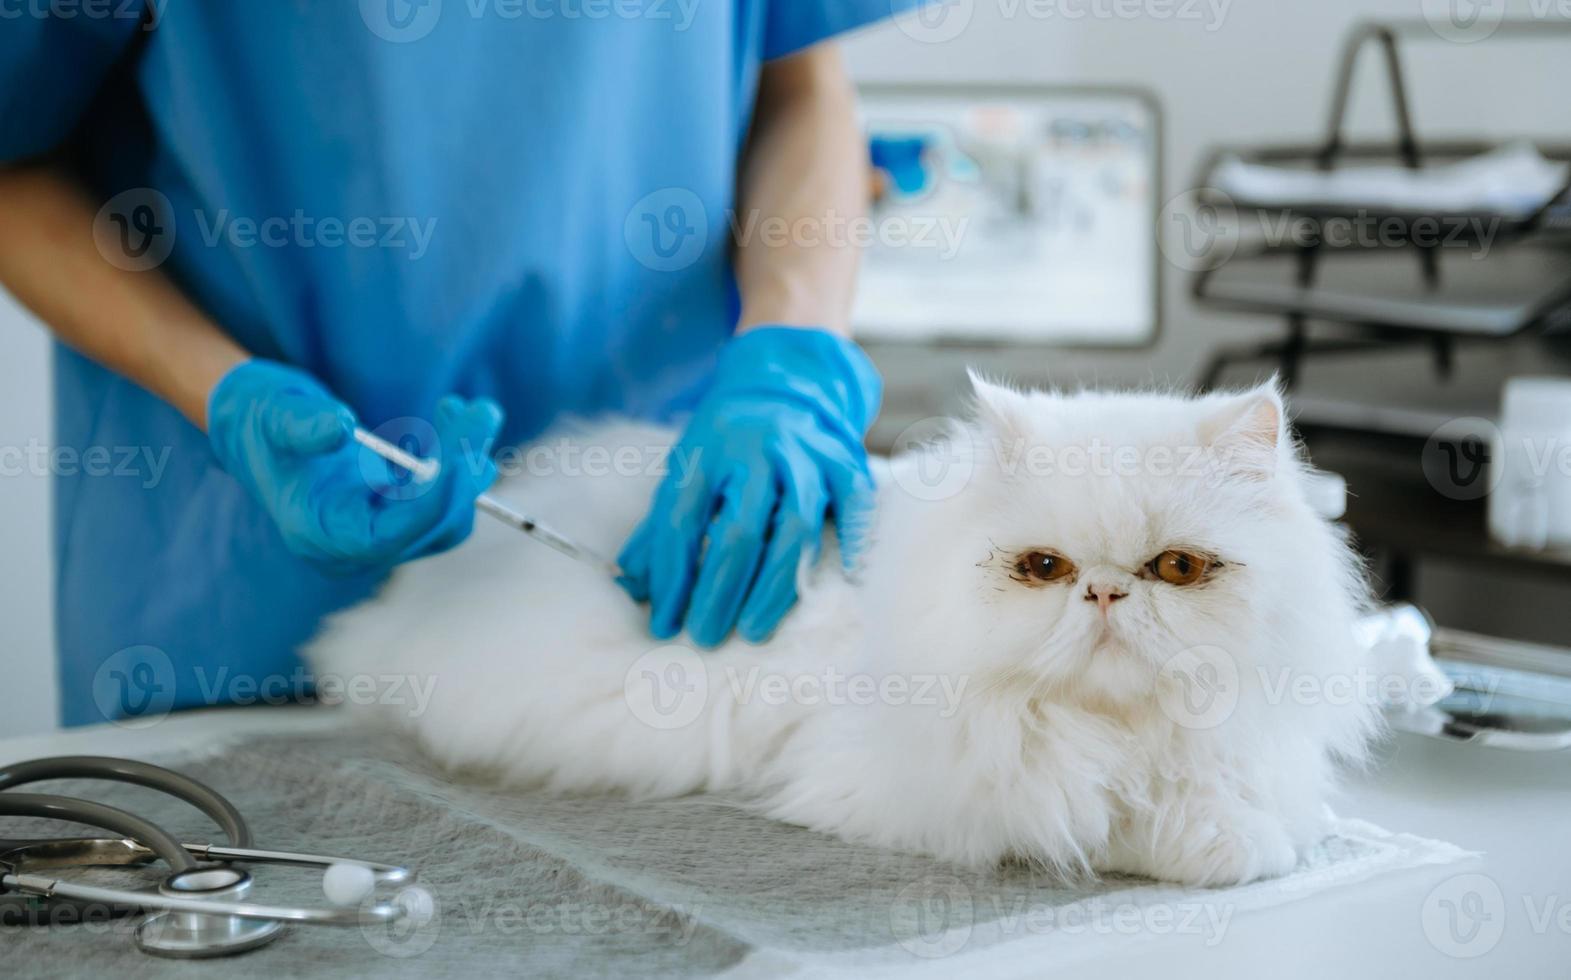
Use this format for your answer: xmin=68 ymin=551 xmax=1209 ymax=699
xmin=208 ymin=359 xmax=502 ymax=575
xmin=617 ymin=327 xmax=882 ymax=647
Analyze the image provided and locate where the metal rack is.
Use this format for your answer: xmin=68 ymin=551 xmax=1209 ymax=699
xmin=1191 ymin=20 xmax=1571 ymax=391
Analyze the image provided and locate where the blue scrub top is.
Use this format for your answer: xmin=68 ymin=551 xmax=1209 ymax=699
xmin=1 ymin=1 xmax=911 ymax=726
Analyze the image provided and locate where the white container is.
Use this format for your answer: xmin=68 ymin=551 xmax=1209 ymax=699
xmin=1488 ymin=377 xmax=1571 ymax=550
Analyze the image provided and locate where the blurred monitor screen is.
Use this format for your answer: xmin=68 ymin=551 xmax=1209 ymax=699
xmin=853 ymin=85 xmax=1159 ymax=346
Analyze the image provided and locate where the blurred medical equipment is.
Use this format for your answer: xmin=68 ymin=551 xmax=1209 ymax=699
xmin=1489 ymin=377 xmax=1571 ymax=550
xmin=1347 ymin=603 xmax=1571 ymax=751
xmin=1191 ymin=21 xmax=1571 ymax=392
xmin=0 ymin=756 xmax=423 ymax=957
xmin=352 ymin=427 xmax=621 ymax=577
xmin=855 ymin=84 xmax=1160 ymax=346
xmin=1390 ymin=625 xmax=1571 ymax=752
xmin=1211 ymin=141 xmax=1570 ymax=219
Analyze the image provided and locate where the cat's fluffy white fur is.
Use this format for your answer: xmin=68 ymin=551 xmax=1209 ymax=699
xmin=309 ymin=378 xmax=1378 ymax=886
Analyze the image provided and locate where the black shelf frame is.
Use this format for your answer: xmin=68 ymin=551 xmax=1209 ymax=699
xmin=1192 ymin=20 xmax=1571 ymax=391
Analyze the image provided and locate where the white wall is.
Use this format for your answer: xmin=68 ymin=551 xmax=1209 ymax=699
xmin=1 ymin=0 xmax=1567 ymax=737
xmin=1 ymin=295 xmax=56 ymax=738
xmin=841 ymin=0 xmax=1571 ymax=404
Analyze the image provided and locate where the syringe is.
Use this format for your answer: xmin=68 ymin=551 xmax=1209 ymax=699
xmin=352 ymin=427 xmax=622 ymax=578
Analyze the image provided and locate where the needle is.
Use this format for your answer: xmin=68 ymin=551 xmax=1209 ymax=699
xmin=352 ymin=427 xmax=623 ymax=578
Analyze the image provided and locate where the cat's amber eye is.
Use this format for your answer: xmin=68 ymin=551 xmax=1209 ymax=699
xmin=1018 ymin=550 xmax=1077 ymax=583
xmin=1148 ymin=550 xmax=1213 ymax=586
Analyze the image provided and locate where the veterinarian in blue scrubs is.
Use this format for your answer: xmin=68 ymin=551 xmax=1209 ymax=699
xmin=0 ymin=2 xmax=907 ymax=725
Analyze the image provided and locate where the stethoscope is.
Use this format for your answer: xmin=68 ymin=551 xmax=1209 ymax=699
xmin=0 ymin=755 xmax=425 ymax=958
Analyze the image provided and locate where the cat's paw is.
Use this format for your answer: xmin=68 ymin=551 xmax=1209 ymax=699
xmin=1106 ymin=807 xmax=1299 ymax=888
xmin=1160 ymin=808 xmax=1298 ymax=887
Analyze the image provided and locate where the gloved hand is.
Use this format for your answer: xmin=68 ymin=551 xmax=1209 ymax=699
xmin=208 ymin=359 xmax=503 ymax=575
xmin=617 ymin=327 xmax=882 ymax=647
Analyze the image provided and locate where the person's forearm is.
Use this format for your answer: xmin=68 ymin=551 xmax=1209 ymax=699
xmin=0 ymin=165 xmax=246 ymax=430
xmin=734 ymin=43 xmax=865 ymax=338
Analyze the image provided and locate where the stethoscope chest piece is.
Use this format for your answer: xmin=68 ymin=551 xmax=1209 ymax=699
xmin=134 ymin=866 xmax=287 ymax=958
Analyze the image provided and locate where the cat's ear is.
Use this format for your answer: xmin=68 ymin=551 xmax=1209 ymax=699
xmin=1199 ymin=380 xmax=1284 ymax=480
xmin=966 ymin=370 xmax=1032 ymax=441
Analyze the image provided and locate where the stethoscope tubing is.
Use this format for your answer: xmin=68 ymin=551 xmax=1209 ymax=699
xmin=0 ymin=794 xmax=197 ymax=873
xmin=0 ymin=755 xmax=414 ymax=929
xmin=0 ymin=755 xmax=251 ymax=847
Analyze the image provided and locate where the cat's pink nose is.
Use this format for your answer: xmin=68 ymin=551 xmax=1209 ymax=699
xmin=1084 ymin=584 xmax=1128 ymax=614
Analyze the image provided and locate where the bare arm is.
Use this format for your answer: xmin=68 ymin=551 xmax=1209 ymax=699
xmin=733 ymin=42 xmax=866 ymax=338
xmin=0 ymin=165 xmax=246 ymax=429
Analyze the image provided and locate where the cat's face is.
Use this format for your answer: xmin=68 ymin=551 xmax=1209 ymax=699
xmin=875 ymin=378 xmax=1341 ymax=711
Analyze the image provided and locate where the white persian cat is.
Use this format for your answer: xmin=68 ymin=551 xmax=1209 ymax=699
xmin=310 ymin=377 xmax=1378 ymax=886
